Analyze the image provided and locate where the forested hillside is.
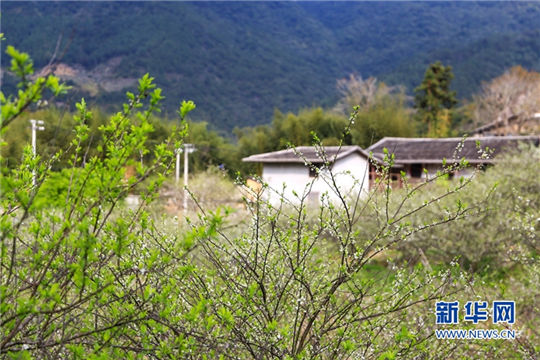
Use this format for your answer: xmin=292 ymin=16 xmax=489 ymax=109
xmin=2 ymin=1 xmax=540 ymax=130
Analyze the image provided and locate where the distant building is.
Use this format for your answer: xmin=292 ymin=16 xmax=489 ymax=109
xmin=242 ymin=146 xmax=371 ymax=204
xmin=242 ymin=136 xmax=539 ymax=204
xmin=367 ymin=136 xmax=540 ymax=184
xmin=471 ymin=113 xmax=540 ymax=136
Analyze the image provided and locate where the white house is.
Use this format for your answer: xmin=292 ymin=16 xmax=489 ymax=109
xmin=242 ymin=136 xmax=539 ymax=204
xmin=242 ymin=146 xmax=371 ymax=205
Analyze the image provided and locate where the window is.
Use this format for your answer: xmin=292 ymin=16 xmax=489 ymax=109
xmin=390 ymin=169 xmax=401 ymax=182
xmin=309 ymin=163 xmax=323 ymax=178
xmin=410 ymin=164 xmax=423 ymax=178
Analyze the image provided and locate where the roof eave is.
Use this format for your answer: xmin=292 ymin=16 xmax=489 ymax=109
xmin=242 ymin=146 xmax=373 ymax=164
xmin=390 ymin=159 xmax=496 ymax=165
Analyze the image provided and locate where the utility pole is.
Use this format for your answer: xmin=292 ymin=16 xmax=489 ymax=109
xmin=176 ymin=144 xmax=196 ymax=211
xmin=176 ymin=148 xmax=181 ymax=184
xmin=183 ymin=143 xmax=196 ymax=211
xmin=30 ymin=119 xmax=45 ymax=186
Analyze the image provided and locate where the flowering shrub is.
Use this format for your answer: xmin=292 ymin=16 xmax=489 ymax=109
xmin=2 ymin=47 xmax=536 ymax=359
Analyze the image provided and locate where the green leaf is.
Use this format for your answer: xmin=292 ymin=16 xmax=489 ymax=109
xmin=179 ymin=100 xmax=196 ymax=119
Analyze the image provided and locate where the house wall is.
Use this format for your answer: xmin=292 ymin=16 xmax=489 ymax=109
xmin=456 ymin=168 xmax=475 ymax=178
xmin=421 ymin=164 xmax=441 ymax=179
xmin=419 ymin=163 xmax=477 ymax=180
xmin=319 ymin=153 xmax=370 ymax=202
xmin=261 ymin=153 xmax=370 ymax=205
xmin=401 ymin=163 xmax=476 ymax=184
xmin=262 ymin=163 xmax=311 ymax=204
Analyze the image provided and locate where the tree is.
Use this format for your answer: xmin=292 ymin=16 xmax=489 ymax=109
xmin=334 ymin=74 xmax=402 ymax=114
xmin=414 ymin=61 xmax=457 ymax=137
xmin=334 ymin=74 xmax=416 ymax=146
xmin=472 ymin=66 xmax=540 ymax=134
xmin=235 ymin=107 xmax=351 ymax=174
xmin=0 ymin=46 xmax=196 ymax=357
xmin=183 ymin=120 xmax=238 ymax=175
xmin=271 ymin=108 xmax=350 ymax=148
xmin=178 ymin=136 xmax=493 ymax=358
xmin=0 ymin=106 xmax=113 ymax=170
xmin=349 ymin=93 xmax=415 ymax=147
xmin=0 ymin=45 xmax=69 ymax=130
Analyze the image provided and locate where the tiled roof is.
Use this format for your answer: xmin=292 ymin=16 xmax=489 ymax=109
xmin=367 ymin=136 xmax=540 ymax=164
xmin=242 ymin=146 xmax=371 ymax=164
xmin=472 ymin=114 xmax=540 ymax=135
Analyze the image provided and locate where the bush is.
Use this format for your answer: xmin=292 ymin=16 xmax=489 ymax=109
xmin=396 ymin=145 xmax=539 ymax=273
xmin=2 ymin=46 xmax=537 ymax=359
xmin=1 ymin=46 xmax=195 ymax=357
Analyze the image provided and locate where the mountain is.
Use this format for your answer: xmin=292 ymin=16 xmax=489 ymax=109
xmin=2 ymin=1 xmax=540 ymax=131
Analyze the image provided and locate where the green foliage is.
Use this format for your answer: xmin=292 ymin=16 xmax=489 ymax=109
xmin=269 ymin=108 xmax=350 ymax=147
xmin=235 ymin=107 xmax=350 ymax=173
xmin=2 ymin=45 xmax=538 ymax=360
xmin=386 ymin=29 xmax=540 ymax=102
xmin=31 ymin=168 xmax=91 ymax=209
xmin=397 ymin=145 xmax=539 ymax=273
xmin=179 ymin=100 xmax=196 ymax=120
xmin=183 ymin=121 xmax=238 ymax=175
xmin=1 ymin=46 xmax=69 ymax=130
xmin=1 ymin=47 xmax=192 ymax=357
xmin=170 ymin=139 xmax=502 ymax=358
xmin=349 ymin=91 xmax=416 ymax=147
xmin=0 ymin=106 xmax=177 ymax=172
xmin=414 ymin=61 xmax=457 ymax=137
